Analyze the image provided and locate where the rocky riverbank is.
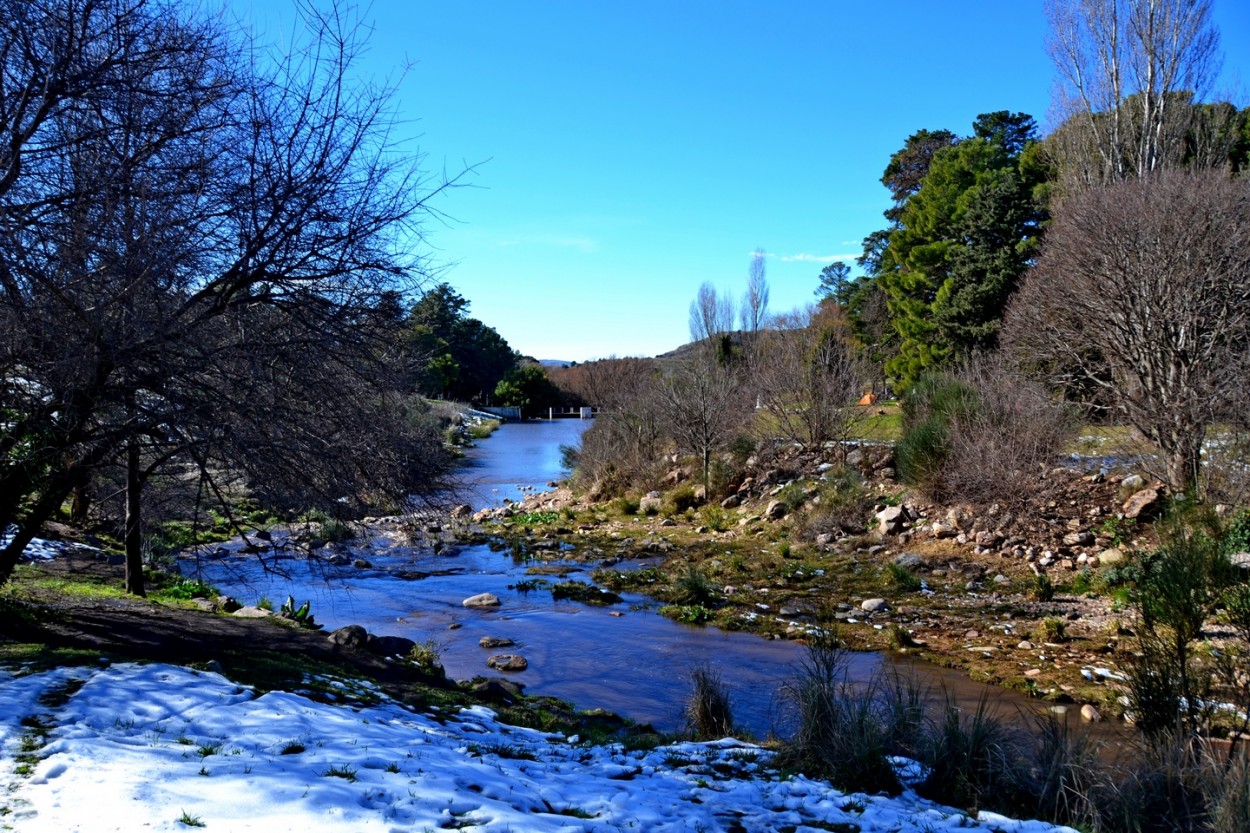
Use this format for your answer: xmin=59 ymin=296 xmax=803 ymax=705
xmin=463 ymin=442 xmax=1186 ymax=725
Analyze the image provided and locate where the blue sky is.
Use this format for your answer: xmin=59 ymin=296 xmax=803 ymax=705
xmin=239 ymin=1 xmax=1250 ymax=362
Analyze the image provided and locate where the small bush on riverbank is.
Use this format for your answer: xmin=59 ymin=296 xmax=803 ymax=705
xmin=685 ymin=665 xmax=734 ymax=740
xmin=777 ymin=635 xmax=909 ymax=796
xmin=917 ymin=693 xmax=1030 ymax=813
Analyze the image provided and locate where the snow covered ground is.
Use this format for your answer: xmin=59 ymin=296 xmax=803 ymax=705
xmin=0 ymin=662 xmax=1078 ymax=833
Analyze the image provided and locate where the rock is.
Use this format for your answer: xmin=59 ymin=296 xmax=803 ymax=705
xmin=845 ymin=449 xmax=864 ymax=467
xmin=875 ymin=505 xmax=907 ymax=535
xmin=1018 ymin=640 xmax=1035 ymax=650
xmin=893 ymin=552 xmax=927 ymax=570
xmin=764 ymin=500 xmax=786 ymax=520
xmin=189 ymin=598 xmax=215 ymax=612
xmin=1098 ymin=548 xmax=1127 ymax=567
xmin=1120 ymin=474 xmax=1146 ymax=490
xmin=462 ymin=592 xmax=501 ymax=608
xmin=1122 ymin=488 xmax=1162 ymax=521
xmin=203 ymin=660 xmax=224 ymax=674
xmin=639 ymin=494 xmax=663 ymax=514
xmin=814 ymin=533 xmax=834 ymax=548
xmin=975 ymin=531 xmax=1002 ymax=548
xmin=1081 ymin=704 xmax=1103 ymax=723
xmin=1062 ymin=531 xmax=1095 ymax=547
xmin=215 ymin=595 xmax=242 ymax=613
xmin=479 ymin=636 xmax=515 ymax=649
xmin=720 ymin=494 xmax=742 ymax=509
xmin=486 ymin=654 xmax=528 ymax=672
xmin=232 ymin=606 xmax=274 ymax=618
xmin=369 ymin=635 xmax=417 ymax=657
xmin=861 ymin=598 xmax=889 ymax=613
xmin=328 ymin=624 xmax=370 ymax=648
xmin=1025 ymin=668 xmax=1043 ymax=678
xmin=993 ymin=574 xmax=1011 ymax=585
xmin=930 ymin=521 xmax=958 ymax=538
xmin=449 ymin=504 xmax=473 ymax=519
xmin=1229 ymin=551 xmax=1250 ymax=570
xmin=472 ymin=678 xmax=525 ymax=703
xmin=353 ymin=558 xmax=372 ymax=569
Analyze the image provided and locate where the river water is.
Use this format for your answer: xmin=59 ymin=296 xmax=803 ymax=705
xmin=179 ymin=419 xmax=1080 ymax=738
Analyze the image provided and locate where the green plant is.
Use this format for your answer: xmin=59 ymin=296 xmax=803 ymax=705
xmin=407 ymin=639 xmax=444 ymax=673
xmin=660 ymin=604 xmax=714 ymax=624
xmin=887 ymin=624 xmax=919 ymax=651
xmin=685 ymin=664 xmax=734 ymax=740
xmin=1034 ymin=617 xmax=1067 ymax=644
xmin=672 ymin=565 xmax=717 ymax=606
xmin=1032 ymin=572 xmax=1055 ymax=602
xmin=316 ymin=518 xmax=355 ymax=544
xmin=278 ymin=596 xmax=318 ymax=629
xmin=776 ymin=636 xmax=904 ymax=796
xmin=700 ymin=505 xmax=729 ymax=532
xmin=280 ymin=740 xmax=305 ymax=755
xmin=322 ymin=764 xmax=357 ymax=781
xmin=777 ymin=482 xmax=809 ymax=513
xmin=513 ymin=511 xmax=559 ymax=525
xmin=665 ymin=485 xmax=699 ymax=515
xmin=550 ymin=581 xmax=623 ymax=605
xmin=616 ymin=495 xmax=640 ymax=515
xmin=178 ymin=811 xmax=205 ymax=827
xmin=256 ymin=596 xmax=273 ymax=612
xmin=885 ymin=562 xmax=922 ymax=593
xmin=917 ymin=693 xmax=1029 ymax=815
xmin=1097 ymin=515 xmax=1137 ymax=547
xmin=156 ymin=578 xmax=217 ymax=602
xmin=895 ymin=373 xmax=979 ymax=491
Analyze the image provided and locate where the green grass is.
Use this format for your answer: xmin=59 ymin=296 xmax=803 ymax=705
xmin=851 ymin=403 xmax=902 ymax=442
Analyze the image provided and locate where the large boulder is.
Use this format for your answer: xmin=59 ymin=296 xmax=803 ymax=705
xmin=875 ymin=505 xmax=907 ymax=535
xmin=1122 ymin=488 xmax=1163 ymax=521
xmin=328 ymin=624 xmax=370 ymax=649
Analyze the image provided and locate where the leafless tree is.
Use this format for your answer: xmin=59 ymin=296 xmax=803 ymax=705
xmin=1045 ymin=0 xmax=1226 ymax=185
xmin=1002 ymin=169 xmax=1250 ymax=495
xmin=751 ymin=305 xmax=864 ymax=452
xmin=565 ymin=358 xmax=667 ymax=495
xmin=657 ymin=360 xmax=750 ymax=495
xmin=688 ymin=281 xmax=735 ymax=346
xmin=0 ymin=0 xmax=458 ymax=590
xmin=941 ymin=356 xmax=1078 ymax=510
xmin=740 ymin=249 xmax=770 ymax=334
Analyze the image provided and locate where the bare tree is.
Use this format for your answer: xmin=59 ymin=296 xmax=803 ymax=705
xmin=658 ymin=360 xmax=750 ymax=495
xmin=1003 ymin=169 xmax=1250 ymax=495
xmin=1045 ymin=0 xmax=1225 ymax=184
xmin=565 ymin=358 xmax=667 ymax=495
xmin=688 ymin=281 xmax=735 ymax=346
xmin=751 ymin=305 xmax=863 ymax=452
xmin=0 ymin=0 xmax=457 ymax=589
xmin=740 ymin=249 xmax=770 ymax=334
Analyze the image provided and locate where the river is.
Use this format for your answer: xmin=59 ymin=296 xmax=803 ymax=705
xmin=179 ymin=419 xmax=1089 ymax=738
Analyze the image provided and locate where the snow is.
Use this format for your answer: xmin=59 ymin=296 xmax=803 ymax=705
xmin=0 ymin=529 xmax=95 ymax=562
xmin=0 ymin=662 xmax=1079 ymax=832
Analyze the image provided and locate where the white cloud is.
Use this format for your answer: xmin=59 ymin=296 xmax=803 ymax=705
xmin=775 ymin=252 xmax=860 ymax=264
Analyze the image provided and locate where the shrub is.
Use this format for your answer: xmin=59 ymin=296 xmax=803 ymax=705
xmin=776 ymin=636 xmax=904 ymax=796
xmin=885 ymin=562 xmax=922 ymax=593
xmin=1125 ymin=508 xmax=1235 ymax=737
xmin=685 ymin=665 xmax=734 ymax=740
xmin=665 ymin=485 xmax=700 ymax=515
xmin=940 ymin=358 xmax=1077 ymax=509
xmin=672 ymin=566 xmax=717 ymax=606
xmin=917 ymin=693 xmax=1030 ymax=814
xmin=795 ymin=466 xmax=872 ymax=540
xmin=899 ymin=360 xmax=1075 ymax=507
xmin=895 ymin=372 xmax=979 ymax=491
xmin=616 ymin=495 xmax=640 ymax=516
xmin=1034 ymin=617 xmax=1067 ymax=644
xmin=700 ymin=505 xmax=729 ymax=532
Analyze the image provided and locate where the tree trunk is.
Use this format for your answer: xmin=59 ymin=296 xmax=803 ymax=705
xmin=124 ymin=433 xmax=146 ymax=597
